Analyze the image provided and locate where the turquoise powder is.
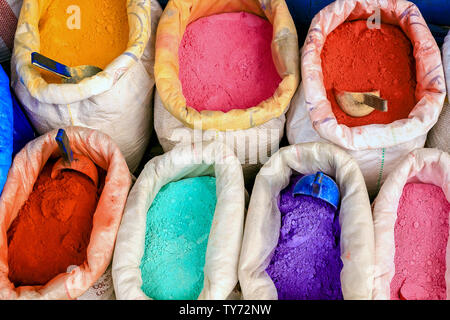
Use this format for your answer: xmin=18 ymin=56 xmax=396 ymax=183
xmin=140 ymin=176 xmax=217 ymax=300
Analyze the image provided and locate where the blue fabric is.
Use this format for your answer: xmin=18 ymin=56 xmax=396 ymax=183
xmin=11 ymin=91 xmax=35 ymax=156
xmin=156 ymin=1 xmax=448 ymax=45
xmin=158 ymin=0 xmax=168 ymax=8
xmin=0 ymin=66 xmax=14 ymax=194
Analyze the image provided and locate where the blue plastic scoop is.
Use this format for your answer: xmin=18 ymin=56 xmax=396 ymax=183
xmin=31 ymin=52 xmax=102 ymax=83
xmin=51 ymin=129 xmax=98 ymax=187
xmin=293 ymin=172 xmax=340 ymax=210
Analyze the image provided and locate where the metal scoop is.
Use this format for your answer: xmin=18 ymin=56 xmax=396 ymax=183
xmin=32 ymin=52 xmax=102 ymax=84
xmin=51 ymin=129 xmax=98 ymax=187
xmin=335 ymin=90 xmax=388 ymax=117
xmin=293 ymin=172 xmax=340 ymax=210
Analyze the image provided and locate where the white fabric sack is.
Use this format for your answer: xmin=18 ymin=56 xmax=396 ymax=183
xmin=426 ymin=30 xmax=450 ymax=153
xmin=0 ymin=0 xmax=22 ymax=63
xmin=69 ymin=265 xmax=115 ymax=300
xmin=287 ymin=84 xmax=428 ymax=197
xmin=372 ymin=148 xmax=450 ymax=300
xmin=112 ymin=141 xmax=246 ymax=300
xmin=288 ymin=0 xmax=446 ymax=197
xmin=239 ymin=142 xmax=374 ymax=300
xmin=10 ymin=0 xmax=162 ymax=173
xmin=154 ymin=90 xmax=286 ymax=182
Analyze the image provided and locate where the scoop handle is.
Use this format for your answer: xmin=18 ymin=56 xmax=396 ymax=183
xmin=363 ymin=94 xmax=388 ymax=112
xmin=312 ymin=172 xmax=324 ymax=197
xmin=31 ymin=52 xmax=72 ymax=79
xmin=55 ymin=129 xmax=73 ymax=165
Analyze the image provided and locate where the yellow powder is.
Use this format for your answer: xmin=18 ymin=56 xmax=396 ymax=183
xmin=39 ymin=0 xmax=129 ymax=83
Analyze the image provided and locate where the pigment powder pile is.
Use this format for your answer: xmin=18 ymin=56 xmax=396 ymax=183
xmin=140 ymin=177 xmax=217 ymax=300
xmin=38 ymin=0 xmax=129 ymax=82
xmin=321 ymin=20 xmax=416 ymax=127
xmin=390 ymin=183 xmax=450 ymax=300
xmin=178 ymin=12 xmax=281 ymax=112
xmin=266 ymin=175 xmax=343 ymax=300
xmin=7 ymin=160 xmax=98 ymax=286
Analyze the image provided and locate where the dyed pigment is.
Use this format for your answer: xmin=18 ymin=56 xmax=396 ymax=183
xmin=266 ymin=175 xmax=343 ymax=300
xmin=140 ymin=177 xmax=217 ymax=300
xmin=178 ymin=12 xmax=281 ymax=112
xmin=8 ymin=160 xmax=98 ymax=286
xmin=390 ymin=183 xmax=449 ymax=300
xmin=39 ymin=0 xmax=129 ymax=83
xmin=321 ymin=20 xmax=416 ymax=127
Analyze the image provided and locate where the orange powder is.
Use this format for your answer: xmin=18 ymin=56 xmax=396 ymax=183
xmin=38 ymin=0 xmax=129 ymax=83
xmin=7 ymin=160 xmax=98 ymax=286
xmin=321 ymin=20 xmax=416 ymax=127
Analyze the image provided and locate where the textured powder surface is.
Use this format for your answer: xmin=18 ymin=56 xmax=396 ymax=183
xmin=140 ymin=177 xmax=217 ymax=300
xmin=266 ymin=175 xmax=343 ymax=300
xmin=178 ymin=12 xmax=281 ymax=112
xmin=7 ymin=160 xmax=98 ymax=286
xmin=390 ymin=183 xmax=450 ymax=300
xmin=321 ymin=20 xmax=416 ymax=127
xmin=39 ymin=0 xmax=129 ymax=83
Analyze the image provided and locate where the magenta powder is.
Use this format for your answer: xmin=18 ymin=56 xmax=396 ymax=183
xmin=178 ymin=12 xmax=281 ymax=112
xmin=266 ymin=175 xmax=343 ymax=300
xmin=390 ymin=183 xmax=449 ymax=300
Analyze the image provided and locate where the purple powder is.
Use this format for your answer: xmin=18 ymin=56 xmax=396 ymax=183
xmin=266 ymin=175 xmax=343 ymax=300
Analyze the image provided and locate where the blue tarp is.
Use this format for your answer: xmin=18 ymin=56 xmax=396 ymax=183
xmin=0 ymin=66 xmax=14 ymax=194
xmin=284 ymin=0 xmax=450 ymax=26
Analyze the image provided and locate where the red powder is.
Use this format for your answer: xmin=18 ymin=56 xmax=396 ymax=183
xmin=178 ymin=12 xmax=281 ymax=112
xmin=390 ymin=183 xmax=449 ymax=300
xmin=7 ymin=160 xmax=98 ymax=286
xmin=321 ymin=20 xmax=416 ymax=127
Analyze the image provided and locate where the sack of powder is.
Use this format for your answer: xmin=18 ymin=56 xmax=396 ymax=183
xmin=0 ymin=0 xmax=22 ymax=63
xmin=10 ymin=0 xmax=163 ymax=173
xmin=153 ymin=0 xmax=299 ymax=183
xmin=287 ymin=0 xmax=446 ymax=197
xmin=239 ymin=142 xmax=374 ymax=300
xmin=0 ymin=126 xmax=131 ymax=300
xmin=372 ymin=148 xmax=450 ymax=300
xmin=426 ymin=30 xmax=450 ymax=153
xmin=112 ymin=141 xmax=245 ymax=300
xmin=0 ymin=66 xmax=13 ymax=195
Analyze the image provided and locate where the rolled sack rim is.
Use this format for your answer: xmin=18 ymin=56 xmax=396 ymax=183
xmin=442 ymin=30 xmax=450 ymax=97
xmin=301 ymin=0 xmax=446 ymax=151
xmin=154 ymin=0 xmax=300 ymax=131
xmin=12 ymin=0 xmax=154 ymax=105
xmin=0 ymin=126 xmax=132 ymax=300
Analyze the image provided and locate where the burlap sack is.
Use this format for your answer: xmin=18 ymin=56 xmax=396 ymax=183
xmin=372 ymin=148 xmax=450 ymax=300
xmin=0 ymin=126 xmax=131 ymax=300
xmin=287 ymin=0 xmax=446 ymax=196
xmin=11 ymin=0 xmax=162 ymax=173
xmin=426 ymin=30 xmax=450 ymax=153
xmin=239 ymin=142 xmax=374 ymax=300
xmin=112 ymin=141 xmax=245 ymax=300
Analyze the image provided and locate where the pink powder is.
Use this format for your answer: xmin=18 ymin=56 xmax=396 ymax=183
xmin=178 ymin=12 xmax=281 ymax=113
xmin=390 ymin=183 xmax=450 ymax=300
